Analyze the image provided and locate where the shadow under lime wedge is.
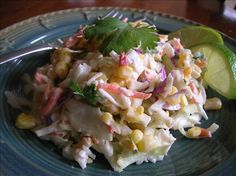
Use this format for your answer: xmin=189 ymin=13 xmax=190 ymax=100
xmin=169 ymin=26 xmax=224 ymax=48
xmin=191 ymin=43 xmax=236 ymax=99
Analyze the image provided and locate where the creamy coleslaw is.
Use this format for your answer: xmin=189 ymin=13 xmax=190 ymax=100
xmin=5 ymin=19 xmax=219 ymax=172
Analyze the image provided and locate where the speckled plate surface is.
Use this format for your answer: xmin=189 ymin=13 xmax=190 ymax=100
xmin=0 ymin=7 xmax=236 ymax=176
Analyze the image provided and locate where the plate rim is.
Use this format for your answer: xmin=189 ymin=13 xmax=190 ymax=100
xmin=0 ymin=6 xmax=235 ymax=176
xmin=0 ymin=6 xmax=236 ymax=42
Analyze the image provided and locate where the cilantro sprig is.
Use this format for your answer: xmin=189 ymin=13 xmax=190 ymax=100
xmin=69 ymin=80 xmax=99 ymax=106
xmin=84 ymin=17 xmax=158 ymax=55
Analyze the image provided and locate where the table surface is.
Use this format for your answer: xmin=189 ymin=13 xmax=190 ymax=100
xmin=0 ymin=0 xmax=236 ymax=39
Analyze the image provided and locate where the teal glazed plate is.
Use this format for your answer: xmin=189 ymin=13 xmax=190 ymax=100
xmin=0 ymin=7 xmax=236 ymax=176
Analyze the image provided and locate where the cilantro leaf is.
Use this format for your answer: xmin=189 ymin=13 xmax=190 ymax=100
xmin=82 ymin=84 xmax=99 ymax=106
xmin=69 ymin=80 xmax=83 ymax=95
xmin=84 ymin=17 xmax=158 ymax=55
xmin=69 ymin=80 xmax=99 ymax=106
xmin=85 ymin=17 xmax=127 ymax=41
xmin=101 ymin=25 xmax=157 ymax=55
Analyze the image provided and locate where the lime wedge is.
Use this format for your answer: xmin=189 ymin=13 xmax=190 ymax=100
xmin=169 ymin=26 xmax=224 ymax=48
xmin=191 ymin=43 xmax=236 ymax=99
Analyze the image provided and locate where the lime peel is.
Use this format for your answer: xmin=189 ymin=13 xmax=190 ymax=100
xmin=191 ymin=43 xmax=236 ymax=99
xmin=169 ymin=25 xmax=224 ymax=48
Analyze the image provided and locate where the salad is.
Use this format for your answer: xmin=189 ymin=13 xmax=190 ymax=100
xmin=5 ymin=17 xmax=221 ymax=172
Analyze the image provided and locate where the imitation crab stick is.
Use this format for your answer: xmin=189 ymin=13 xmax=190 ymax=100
xmin=42 ymin=87 xmax=64 ymax=115
xmin=97 ymin=83 xmax=151 ymax=100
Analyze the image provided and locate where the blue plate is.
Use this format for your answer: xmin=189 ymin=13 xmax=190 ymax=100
xmin=0 ymin=7 xmax=236 ymax=176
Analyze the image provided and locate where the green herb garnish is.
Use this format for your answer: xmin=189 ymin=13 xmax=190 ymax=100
xmin=69 ymin=80 xmax=99 ymax=106
xmin=85 ymin=17 xmax=158 ymax=55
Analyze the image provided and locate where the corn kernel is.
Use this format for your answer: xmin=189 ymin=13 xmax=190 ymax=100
xmin=126 ymin=116 xmax=140 ymax=123
xmin=55 ymin=61 xmax=68 ymax=79
xmin=130 ymin=129 xmax=143 ymax=144
xmin=136 ymin=106 xmax=144 ymax=114
xmin=178 ymin=53 xmax=186 ymax=67
xmin=100 ymin=112 xmax=113 ymax=125
xmin=15 ymin=113 xmax=36 ymax=129
xmin=127 ymin=122 xmax=145 ymax=131
xmin=139 ymin=54 xmax=144 ymax=59
xmin=166 ymin=96 xmax=180 ymax=105
xmin=180 ymin=95 xmax=188 ymax=107
xmin=204 ymin=97 xmax=222 ymax=110
xmin=109 ymin=76 xmax=126 ymax=86
xmin=186 ymin=127 xmax=201 ymax=138
xmin=51 ymin=49 xmax=71 ymax=66
xmin=183 ymin=67 xmax=192 ymax=79
xmin=61 ymin=49 xmax=72 ymax=64
xmin=117 ymin=66 xmax=133 ymax=79
xmin=136 ymin=134 xmax=157 ymax=152
xmin=169 ymin=86 xmax=178 ymax=95
xmin=47 ymin=68 xmax=57 ymax=79
xmin=125 ymin=108 xmax=141 ymax=123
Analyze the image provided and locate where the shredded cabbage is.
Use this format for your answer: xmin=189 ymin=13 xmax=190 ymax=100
xmin=5 ymin=20 xmax=221 ymax=172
